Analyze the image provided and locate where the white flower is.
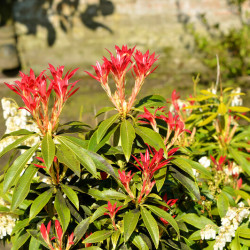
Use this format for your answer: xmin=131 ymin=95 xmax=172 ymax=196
xmin=238 ymin=202 xmax=245 ymax=208
xmin=231 ymin=88 xmax=243 ymax=107
xmin=198 ymin=156 xmax=211 ymax=168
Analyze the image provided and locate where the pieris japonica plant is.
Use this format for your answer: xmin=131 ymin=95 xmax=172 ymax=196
xmin=0 ymin=45 xmax=249 ymax=250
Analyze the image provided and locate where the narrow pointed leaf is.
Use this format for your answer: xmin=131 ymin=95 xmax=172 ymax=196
xmin=121 ymin=120 xmax=135 ymax=162
xmin=41 ymin=133 xmax=55 ymax=169
xmin=135 ymin=126 xmax=167 ymax=156
xmin=57 ymin=136 xmax=96 ymax=176
xmin=145 ymin=205 xmax=180 ymax=237
xmin=56 ymin=143 xmax=80 ymax=177
xmin=97 ymin=114 xmax=119 ymax=143
xmin=83 ymin=230 xmax=113 ymax=244
xmin=61 ymin=184 xmax=79 ymax=210
xmin=124 ymin=209 xmax=140 ymax=242
xmin=54 ymin=190 xmax=70 ymax=232
xmin=140 ymin=207 xmax=159 ymax=249
xmin=12 ymin=231 xmax=30 ymax=250
xmin=217 ymin=192 xmax=229 ymax=218
xmin=3 ymin=143 xmax=39 ymax=193
xmin=132 ymin=235 xmax=149 ymax=250
xmin=29 ymin=188 xmax=53 ymax=219
xmin=74 ymin=218 xmax=90 ymax=244
xmin=11 ymin=165 xmax=38 ymax=211
xmin=198 ymin=113 xmax=217 ymax=126
xmin=0 ymin=134 xmax=35 ymax=158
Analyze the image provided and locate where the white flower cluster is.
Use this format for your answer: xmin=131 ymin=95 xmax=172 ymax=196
xmin=193 ymin=156 xmax=211 ymax=177
xmin=0 ymin=197 xmax=19 ymax=239
xmin=201 ymin=224 xmax=217 ymax=240
xmin=213 ymin=204 xmax=250 ymax=250
xmin=231 ymin=87 xmax=243 ymax=107
xmin=224 ymin=162 xmax=241 ymax=177
xmin=0 ymin=98 xmax=40 ymax=161
xmin=199 ymin=156 xmax=211 ymax=168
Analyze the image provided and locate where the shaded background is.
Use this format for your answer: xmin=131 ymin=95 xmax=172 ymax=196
xmin=0 ymin=0 xmax=249 ymax=133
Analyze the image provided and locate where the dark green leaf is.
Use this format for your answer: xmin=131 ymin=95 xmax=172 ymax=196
xmin=61 ymin=184 xmax=79 ymax=210
xmin=135 ymin=95 xmax=166 ymax=109
xmin=124 ymin=209 xmax=140 ymax=242
xmin=121 ymin=120 xmax=135 ymax=162
xmin=2 ymin=129 xmax=35 ymax=139
xmin=97 ymin=114 xmax=120 ymax=143
xmin=95 ymin=107 xmax=115 ymax=117
xmin=140 ymin=206 xmax=159 ymax=249
xmin=135 ymin=126 xmax=167 ymax=155
xmin=132 ymin=234 xmax=149 ymax=250
xmin=41 ymin=133 xmax=55 ymax=169
xmin=145 ymin=205 xmax=180 ymax=237
xmin=54 ymin=190 xmax=70 ymax=232
xmin=217 ymin=192 xmax=229 ymax=218
xmin=11 ymin=165 xmax=38 ymax=211
xmin=181 ymin=213 xmax=217 ymax=229
xmin=29 ymin=188 xmax=53 ymax=219
xmin=169 ymin=166 xmax=200 ymax=200
xmin=57 ymin=136 xmax=96 ymax=177
xmin=83 ymin=230 xmax=113 ymax=243
xmin=74 ymin=218 xmax=90 ymax=244
xmin=172 ymin=158 xmax=194 ymax=179
xmin=56 ymin=143 xmax=80 ymax=177
xmin=0 ymin=134 xmax=35 ymax=158
xmin=11 ymin=218 xmax=29 ymax=235
xmin=12 ymin=231 xmax=30 ymax=250
xmin=154 ymin=167 xmax=167 ymax=192
xmin=3 ymin=143 xmax=39 ymax=193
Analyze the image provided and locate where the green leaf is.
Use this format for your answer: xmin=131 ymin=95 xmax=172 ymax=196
xmin=135 ymin=95 xmax=166 ymax=109
xmin=135 ymin=126 xmax=167 ymax=156
xmin=41 ymin=133 xmax=55 ymax=169
xmin=97 ymin=113 xmax=119 ymax=143
xmin=88 ymin=123 xmax=119 ymax=152
xmin=132 ymin=234 xmax=149 ymax=250
xmin=74 ymin=218 xmax=90 ymax=244
xmin=169 ymin=166 xmax=200 ymax=200
xmin=0 ymin=134 xmax=35 ymax=158
xmin=178 ymin=157 xmax=212 ymax=178
xmin=140 ymin=206 xmax=159 ymax=249
xmin=12 ymin=231 xmax=30 ymax=250
xmin=229 ymin=106 xmax=250 ymax=113
xmin=172 ymin=158 xmax=194 ymax=179
xmin=90 ymin=205 xmax=108 ymax=223
xmin=217 ymin=192 xmax=229 ymax=218
xmin=181 ymin=213 xmax=217 ymax=229
xmin=124 ymin=209 xmax=140 ymax=242
xmin=3 ymin=143 xmax=39 ymax=193
xmin=61 ymin=184 xmax=79 ymax=210
xmin=54 ymin=190 xmax=70 ymax=232
xmin=11 ymin=165 xmax=38 ymax=211
xmin=95 ymin=107 xmax=115 ymax=117
xmin=121 ymin=120 xmax=136 ymax=162
xmin=218 ymin=103 xmax=227 ymax=115
xmin=56 ymin=143 xmax=80 ymax=177
xmin=229 ymin=147 xmax=250 ymax=176
xmin=11 ymin=218 xmax=29 ymax=235
xmin=188 ymin=230 xmax=201 ymax=240
xmin=102 ymin=190 xmax=127 ymax=200
xmin=29 ymin=188 xmax=53 ymax=219
xmin=231 ymin=231 xmax=240 ymax=250
xmin=235 ymin=190 xmax=250 ymax=202
xmin=2 ymin=129 xmax=35 ymax=138
xmin=57 ymin=136 xmax=96 ymax=177
xmin=29 ymin=236 xmax=41 ymax=250
xmin=239 ymin=228 xmax=250 ymax=239
xmin=154 ymin=167 xmax=167 ymax=192
xmin=198 ymin=113 xmax=217 ymax=126
xmin=82 ymin=230 xmax=113 ymax=244
xmin=145 ymin=205 xmax=180 ymax=237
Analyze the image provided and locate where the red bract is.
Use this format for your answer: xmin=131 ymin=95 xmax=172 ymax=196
xmin=118 ymin=170 xmax=135 ymax=198
xmin=160 ymin=194 xmax=178 ymax=225
xmin=171 ymin=90 xmax=181 ymax=113
xmin=55 ymin=220 xmax=63 ymax=248
xmin=138 ymin=107 xmax=164 ymax=132
xmin=85 ymin=45 xmax=158 ymax=118
xmin=66 ymin=232 xmax=74 ymax=250
xmin=132 ymin=147 xmax=173 ymax=180
xmin=104 ymin=201 xmax=122 ymax=230
xmin=5 ymin=65 xmax=79 ymax=135
xmin=210 ymin=155 xmax=226 ymax=171
xmin=133 ymin=49 xmax=159 ymax=78
xmin=40 ymin=221 xmax=54 ymax=250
